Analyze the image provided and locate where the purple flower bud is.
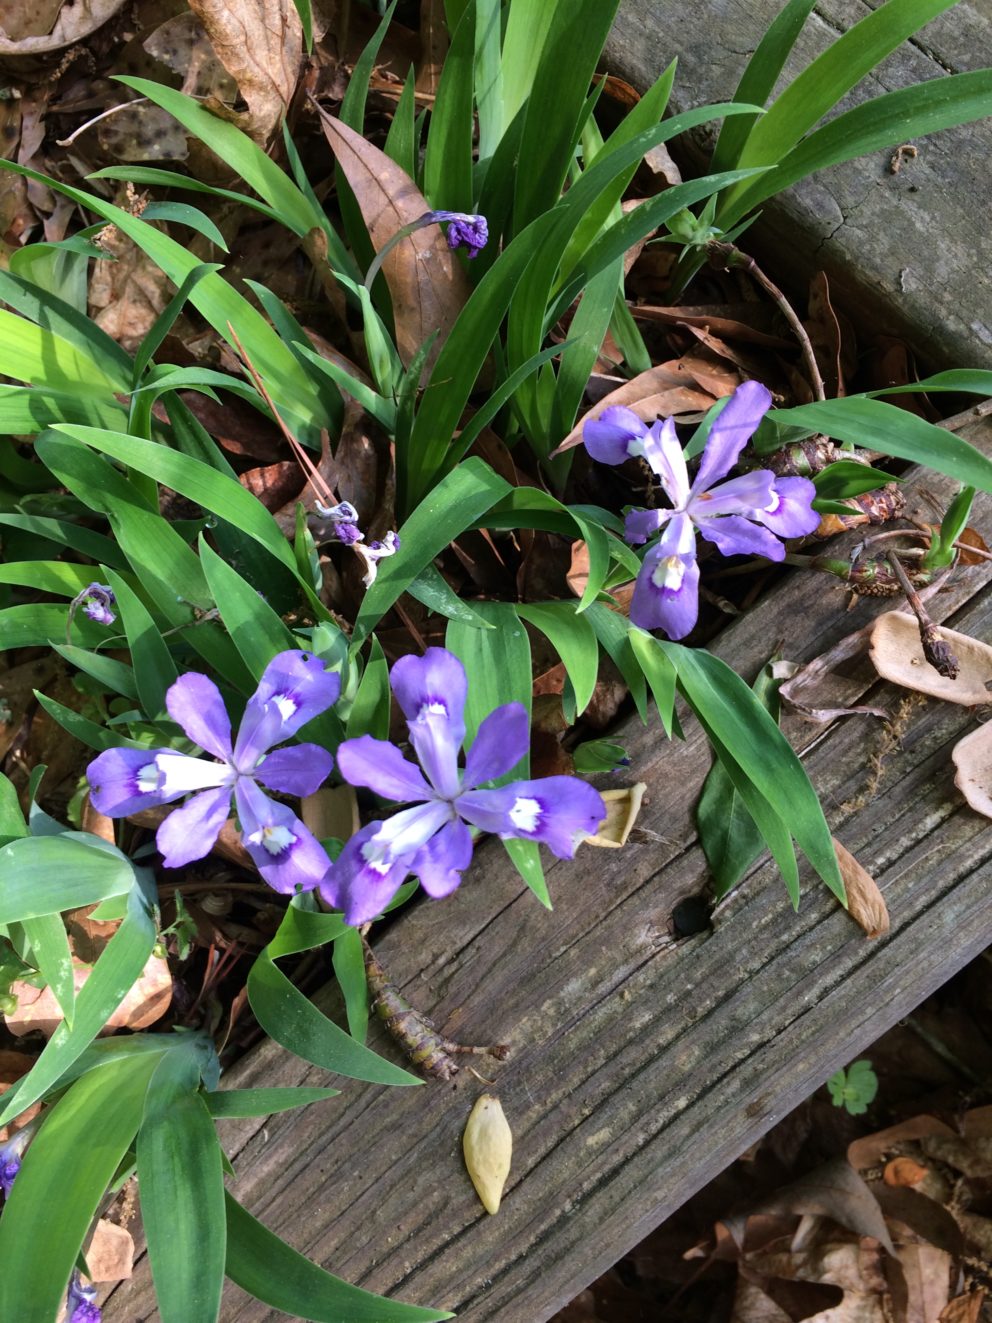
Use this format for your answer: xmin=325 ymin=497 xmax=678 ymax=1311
xmin=0 ymin=1125 xmax=32 ymax=1197
xmin=442 ymin=213 xmax=488 ymax=258
xmin=67 ymin=1270 xmax=101 ymax=1322
xmin=334 ymin=522 xmax=364 ymax=546
xmin=74 ymin=583 xmax=116 ymax=627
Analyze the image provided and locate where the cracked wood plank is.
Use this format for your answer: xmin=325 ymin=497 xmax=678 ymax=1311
xmin=603 ymin=0 xmax=992 ymax=371
xmin=102 ymin=413 xmax=992 ymax=1321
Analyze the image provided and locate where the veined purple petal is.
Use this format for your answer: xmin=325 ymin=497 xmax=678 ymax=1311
xmin=410 ymin=818 xmax=474 ymax=898
xmin=690 ymin=469 xmax=776 ymax=519
xmin=695 ymin=513 xmax=786 ymax=561
xmin=390 ymin=649 xmax=466 ymax=798
xmin=462 ymin=703 xmax=529 ymax=789
xmin=154 ymin=751 xmax=233 ymax=796
xmin=232 ymin=701 xmax=286 ymax=772
xmin=156 ymin=785 xmax=233 ymax=868
xmin=318 ymin=822 xmax=411 ymax=925
xmin=457 ymin=776 xmax=605 ymax=858
xmin=234 ymin=780 xmax=329 ymax=894
xmin=629 ymin=539 xmax=701 ymax=639
xmin=255 ymin=743 xmax=333 ymax=797
xmin=757 ymin=475 xmax=820 ymax=538
xmin=365 ymin=799 xmax=453 ymax=859
xmin=86 ymin=746 xmax=186 ymax=817
xmin=691 ymin=381 xmax=772 ymax=494
xmin=624 ymin=506 xmax=670 ymax=546
xmin=335 ymin=735 xmax=433 ymax=803
xmin=165 ymin=672 xmax=233 ymax=762
xmin=641 ymin=417 xmax=690 ymax=506
xmin=583 ymin=406 xmax=649 ymax=466
xmin=241 ymin=650 xmax=342 ymax=744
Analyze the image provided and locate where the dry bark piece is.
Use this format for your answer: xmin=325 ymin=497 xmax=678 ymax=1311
xmin=315 ymin=111 xmax=472 ymax=371
xmin=84 ymin=1218 xmax=134 ymax=1282
xmin=951 ymin=723 xmax=992 ymax=819
xmin=848 ymin=1115 xmax=956 ymax=1172
xmin=463 ymin=1094 xmax=512 ymax=1215
xmin=940 ymin=1295 xmax=987 ymax=1323
xmin=869 ymin=612 xmax=992 ymax=705
xmin=833 ymin=839 xmax=889 ymax=939
xmin=584 ymin=785 xmax=646 ymax=849
xmin=189 ymin=0 xmax=302 ymax=144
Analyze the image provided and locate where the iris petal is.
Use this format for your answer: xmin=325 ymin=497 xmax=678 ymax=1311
xmin=234 ymin=780 xmax=329 ymax=894
xmin=319 ymin=821 xmax=413 ymax=925
xmin=691 ymin=381 xmax=772 ymax=493
xmin=630 ymin=541 xmax=701 ymax=640
xmin=462 ymin=703 xmax=529 ymax=789
xmin=457 ymin=777 xmax=605 ymax=858
xmin=86 ymin=746 xmax=183 ymax=817
xmin=335 ymin=735 xmax=433 ymax=803
xmin=165 ymin=672 xmax=233 ymax=761
xmin=240 ymin=650 xmax=342 ymax=749
xmin=641 ymin=417 xmax=690 ymax=506
xmin=411 ymin=818 xmax=474 ymax=898
xmin=695 ymin=514 xmax=786 ymax=561
xmin=156 ymin=785 xmax=233 ymax=868
xmin=583 ymin=406 xmax=649 ymax=465
xmin=758 ymin=476 xmax=820 ymax=538
xmin=255 ymin=743 xmax=333 ymax=797
xmin=390 ymin=650 xmax=467 ymax=798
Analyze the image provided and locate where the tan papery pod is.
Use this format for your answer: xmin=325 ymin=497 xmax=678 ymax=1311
xmin=834 ymin=838 xmax=889 ymax=938
xmin=463 ymin=1094 xmax=512 ymax=1215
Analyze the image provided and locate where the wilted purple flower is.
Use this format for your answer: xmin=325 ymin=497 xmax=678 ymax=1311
xmin=354 ymin=530 xmax=400 ymax=587
xmin=436 ymin=211 xmax=489 ymax=258
xmin=313 ymin=499 xmax=363 ymax=546
xmin=0 ymin=1125 xmax=31 ymax=1198
xmin=320 ymin=649 xmax=606 ymax=925
xmin=74 ymin=583 xmax=116 ymax=627
xmin=86 ymin=651 xmax=338 ymax=894
xmin=583 ymin=381 xmax=819 ymax=639
xmin=67 ymin=1271 xmax=100 ymax=1322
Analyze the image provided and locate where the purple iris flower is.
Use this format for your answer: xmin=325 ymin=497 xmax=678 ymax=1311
xmin=437 ymin=211 xmax=489 ymax=258
xmin=67 ymin=1272 xmax=100 ymax=1322
xmin=74 ymin=583 xmax=116 ymax=627
xmin=86 ymin=651 xmax=338 ymax=894
xmin=319 ymin=649 xmax=605 ymax=925
xmin=0 ymin=1126 xmax=31 ymax=1198
xmin=583 ymin=381 xmax=819 ymax=639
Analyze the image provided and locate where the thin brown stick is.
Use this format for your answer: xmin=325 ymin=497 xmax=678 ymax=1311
xmin=887 ymin=552 xmax=959 ymax=678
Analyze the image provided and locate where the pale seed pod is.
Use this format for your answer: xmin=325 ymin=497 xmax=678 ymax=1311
xmin=463 ymin=1094 xmax=512 ymax=1215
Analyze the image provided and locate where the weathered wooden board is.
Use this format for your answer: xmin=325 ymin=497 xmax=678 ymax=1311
xmin=103 ymin=411 xmax=992 ymax=1322
xmin=603 ymin=0 xmax=992 ymax=372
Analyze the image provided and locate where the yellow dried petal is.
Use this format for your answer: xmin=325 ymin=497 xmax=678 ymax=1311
xmin=463 ymin=1094 xmax=512 ymax=1215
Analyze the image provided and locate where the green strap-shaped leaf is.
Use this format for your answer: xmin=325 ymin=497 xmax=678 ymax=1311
xmin=354 ymin=457 xmax=512 ymax=643
xmin=662 ymin=644 xmax=843 ymax=902
xmin=138 ymin=1057 xmax=226 ymax=1323
xmin=0 ymin=1052 xmax=161 ymax=1323
xmin=0 ymin=833 xmax=136 ymax=924
xmin=224 ymin=1191 xmax=453 ymax=1322
xmin=0 ymin=270 xmax=132 ymax=387
xmin=0 ymin=772 xmax=27 ymax=841
xmin=198 ymin=539 xmax=298 ymax=677
xmin=104 ymin=567 xmax=178 ymax=719
xmin=0 ymin=880 xmax=157 ymax=1127
xmin=332 ymin=924 xmax=369 ymax=1043
xmin=423 ymin=3 xmax=475 ymax=212
xmin=516 ymin=602 xmax=599 ymax=715
xmin=628 ymin=628 xmax=678 ymax=738
xmin=204 ymin=1086 xmax=339 ymax=1119
xmin=20 ymin=913 xmax=75 ymax=1026
xmin=247 ymin=950 xmax=419 ymax=1086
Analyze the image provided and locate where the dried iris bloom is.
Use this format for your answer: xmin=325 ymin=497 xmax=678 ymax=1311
xmin=320 ymin=649 xmax=606 ymax=925
xmin=86 ymin=651 xmax=338 ymax=894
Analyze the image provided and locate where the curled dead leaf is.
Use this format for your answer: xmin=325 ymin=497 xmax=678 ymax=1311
xmin=951 ymin=723 xmax=992 ymax=819
xmin=0 ymin=0 xmax=125 ymax=53
xmin=869 ymin=612 xmax=992 ymax=705
xmin=551 ymin=364 xmax=717 ymax=456
xmin=315 ymin=110 xmax=472 ymax=371
xmin=833 ymin=839 xmax=889 ymax=939
xmin=584 ymin=785 xmax=647 ymax=849
xmin=188 ymin=0 xmax=302 ymax=144
xmin=463 ymin=1094 xmax=512 ymax=1215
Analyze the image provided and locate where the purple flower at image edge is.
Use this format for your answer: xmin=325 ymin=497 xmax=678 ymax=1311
xmin=74 ymin=583 xmax=116 ymax=627
xmin=67 ymin=1271 xmax=101 ymax=1323
xmin=0 ymin=1126 xmax=31 ymax=1198
xmin=320 ymin=649 xmax=606 ymax=926
xmin=86 ymin=651 xmax=340 ymax=894
xmin=583 ymin=381 xmax=820 ymax=640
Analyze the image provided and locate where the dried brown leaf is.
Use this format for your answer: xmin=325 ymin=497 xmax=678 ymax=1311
xmin=584 ymin=785 xmax=646 ymax=849
xmin=871 ymin=1185 xmax=963 ymax=1257
xmin=750 ymin=1159 xmax=894 ymax=1254
xmin=316 ymin=111 xmax=472 ymax=370
xmin=144 ymin=13 xmax=238 ymax=101
xmin=632 ymin=304 xmax=793 ymax=350
xmin=189 ymin=0 xmax=302 ymax=143
xmin=834 ymin=838 xmax=889 ymax=938
xmin=939 ymin=1294 xmax=987 ymax=1323
xmin=0 ymin=0 xmax=125 ymax=52
xmin=869 ymin=612 xmax=992 ymax=705
xmin=88 ymin=234 xmax=172 ymax=353
xmin=6 ymin=950 xmax=171 ymax=1038
xmin=84 ymin=1218 xmax=134 ymax=1282
xmin=951 ymin=723 xmax=992 ymax=819
xmin=848 ymin=1116 xmax=956 ymax=1172
xmin=552 ymin=364 xmax=716 ymax=456
xmin=894 ymin=1242 xmax=951 ymax=1323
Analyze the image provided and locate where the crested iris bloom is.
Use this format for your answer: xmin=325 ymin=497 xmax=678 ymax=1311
xmin=320 ymin=649 xmax=606 ymax=925
xmin=86 ymin=651 xmax=338 ymax=894
xmin=0 ymin=1125 xmax=31 ymax=1198
xmin=583 ymin=380 xmax=819 ymax=640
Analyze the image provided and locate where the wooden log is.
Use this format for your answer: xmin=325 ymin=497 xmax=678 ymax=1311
xmin=602 ymin=0 xmax=992 ymax=372
xmin=102 ymin=412 xmax=992 ymax=1321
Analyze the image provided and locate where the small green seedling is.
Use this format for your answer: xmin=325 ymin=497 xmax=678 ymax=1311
xmin=827 ymin=1059 xmax=878 ymax=1115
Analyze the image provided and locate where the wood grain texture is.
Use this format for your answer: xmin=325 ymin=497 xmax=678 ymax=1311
xmin=103 ymin=414 xmax=992 ymax=1322
xmin=603 ymin=0 xmax=992 ymax=371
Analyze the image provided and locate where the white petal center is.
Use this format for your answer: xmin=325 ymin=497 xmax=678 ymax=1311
xmin=509 ymin=796 xmax=541 ymax=832
xmin=651 ymin=555 xmax=685 ymax=593
xmin=253 ymin=824 xmax=295 ymax=856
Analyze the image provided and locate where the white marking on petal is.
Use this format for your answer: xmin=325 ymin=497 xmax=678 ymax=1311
xmin=272 ymin=693 xmax=298 ymax=721
xmin=360 ymin=835 xmax=394 ymax=876
xmin=651 ymin=555 xmax=685 ymax=593
xmin=256 ymin=824 xmax=294 ymax=856
xmin=509 ymin=796 xmax=541 ymax=832
xmin=136 ymin=763 xmax=162 ymax=793
xmin=417 ymin=700 xmax=448 ymax=722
